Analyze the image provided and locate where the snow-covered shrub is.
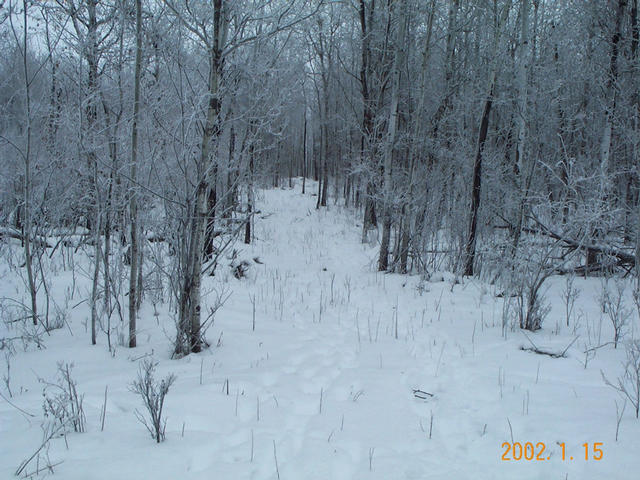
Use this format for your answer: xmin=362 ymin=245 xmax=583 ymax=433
xmin=599 ymin=279 xmax=632 ymax=348
xmin=49 ymin=299 xmax=69 ymax=332
xmin=603 ymin=340 xmax=640 ymax=418
xmin=489 ymin=236 xmax=556 ymax=331
xmin=131 ymin=359 xmax=176 ymax=443
xmin=41 ymin=362 xmax=85 ymax=433
xmin=0 ymin=298 xmax=45 ymax=351
xmin=562 ymin=274 xmax=580 ymax=327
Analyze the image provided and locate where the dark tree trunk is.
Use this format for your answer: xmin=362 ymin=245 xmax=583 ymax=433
xmin=223 ymin=123 xmax=236 ymax=219
xmin=245 ymin=141 xmax=254 ymax=245
xmin=204 ymin=184 xmax=217 ymax=261
xmin=302 ymin=113 xmax=307 ymax=194
xmin=321 ymin=139 xmax=328 ymax=207
xmin=464 ymin=85 xmax=494 ymax=277
xmin=360 ymin=0 xmax=377 ymax=236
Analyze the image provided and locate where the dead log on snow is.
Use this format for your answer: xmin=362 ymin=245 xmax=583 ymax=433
xmin=527 ymin=216 xmax=636 ymax=268
xmin=496 ymin=215 xmax=636 ymax=270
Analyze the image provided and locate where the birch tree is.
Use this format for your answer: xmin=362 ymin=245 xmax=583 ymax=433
xmin=165 ymin=0 xmax=322 ymax=355
xmin=128 ymin=0 xmax=143 ymax=348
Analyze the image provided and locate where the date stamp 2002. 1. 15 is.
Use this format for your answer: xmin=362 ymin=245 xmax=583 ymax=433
xmin=501 ymin=442 xmax=604 ymax=462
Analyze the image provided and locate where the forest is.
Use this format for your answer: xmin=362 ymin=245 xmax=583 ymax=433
xmin=1 ymin=1 xmax=640 ymax=479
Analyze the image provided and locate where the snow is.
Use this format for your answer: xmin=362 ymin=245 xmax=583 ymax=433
xmin=1 ymin=181 xmax=639 ymax=479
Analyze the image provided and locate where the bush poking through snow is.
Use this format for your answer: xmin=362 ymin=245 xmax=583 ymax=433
xmin=599 ymin=279 xmax=632 ymax=348
xmin=602 ymin=340 xmax=640 ymax=418
xmin=562 ymin=274 xmax=580 ymax=327
xmin=515 ymin=275 xmax=551 ymax=332
xmin=41 ymin=362 xmax=85 ymax=433
xmin=488 ymin=237 xmax=557 ymax=331
xmin=0 ymin=299 xmax=46 ymax=352
xmin=131 ymin=359 xmax=176 ymax=443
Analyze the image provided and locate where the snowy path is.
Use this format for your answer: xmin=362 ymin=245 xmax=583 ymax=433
xmin=1 ymin=181 xmax=639 ymax=479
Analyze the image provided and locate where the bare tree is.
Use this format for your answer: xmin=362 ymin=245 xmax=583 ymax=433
xmin=128 ymin=0 xmax=143 ymax=348
xmin=165 ymin=0 xmax=322 ymax=355
xmin=8 ymin=0 xmax=38 ymax=327
xmin=463 ymin=0 xmax=512 ymax=277
xmin=377 ymin=0 xmax=407 ymax=271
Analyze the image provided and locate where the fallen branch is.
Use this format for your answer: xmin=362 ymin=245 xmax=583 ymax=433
xmin=15 ymin=423 xmax=64 ymax=476
xmin=413 ymin=389 xmax=434 ymax=399
xmin=495 ymin=213 xmax=636 ymax=271
xmin=128 ymin=350 xmax=155 ymax=362
xmin=0 ymin=227 xmax=52 ymax=248
xmin=556 ymin=259 xmax=628 ymax=276
xmin=0 ymin=391 xmax=36 ymax=419
xmin=584 ymin=342 xmax=615 ymax=354
xmin=528 ymin=216 xmax=635 ymax=267
xmin=520 ymin=332 xmax=578 ymax=359
xmin=21 ymin=460 xmax=64 ymax=477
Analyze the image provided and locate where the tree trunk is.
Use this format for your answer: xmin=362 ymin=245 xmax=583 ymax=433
xmin=245 ymin=138 xmax=254 ymax=245
xmin=395 ymin=0 xmax=436 ymax=273
xmin=129 ymin=0 xmax=142 ymax=348
xmin=321 ymin=128 xmax=328 ymax=207
xmin=431 ymin=0 xmax=459 ymax=138
xmin=302 ymin=112 xmax=307 ymax=194
xmin=20 ymin=1 xmax=38 ymax=327
xmin=84 ymin=0 xmax=101 ymax=343
xmin=90 ymin=206 xmax=101 ymax=346
xmin=511 ymin=0 xmax=531 ymax=253
xmin=204 ymin=182 xmax=217 ymax=260
xmin=316 ymin=160 xmax=323 ymax=209
xmin=600 ymin=0 xmax=625 ymax=197
xmin=360 ymin=0 xmax=377 ymax=239
xmin=464 ymin=0 xmax=512 ymax=277
xmin=177 ymin=0 xmax=227 ymax=355
xmin=464 ymin=75 xmax=497 ymax=277
xmin=589 ymin=0 xmax=625 ymax=271
xmin=378 ymin=0 xmax=406 ymax=271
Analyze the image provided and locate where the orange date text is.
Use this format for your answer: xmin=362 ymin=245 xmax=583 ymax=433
xmin=501 ymin=442 xmax=603 ymax=461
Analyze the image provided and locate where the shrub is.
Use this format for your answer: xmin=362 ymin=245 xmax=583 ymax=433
xmin=130 ymin=359 xmax=176 ymax=443
xmin=41 ymin=362 xmax=85 ymax=433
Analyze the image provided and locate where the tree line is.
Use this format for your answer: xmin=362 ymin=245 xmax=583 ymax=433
xmin=1 ymin=0 xmax=638 ymax=350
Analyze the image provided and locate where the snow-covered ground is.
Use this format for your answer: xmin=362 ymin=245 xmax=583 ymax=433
xmin=1 ymin=181 xmax=639 ymax=479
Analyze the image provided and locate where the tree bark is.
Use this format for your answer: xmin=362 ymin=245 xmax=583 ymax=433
xmin=18 ymin=0 xmax=38 ymax=327
xmin=600 ymin=0 xmax=625 ymax=197
xmin=395 ymin=0 xmax=436 ymax=273
xmin=177 ymin=0 xmax=227 ymax=355
xmin=302 ymin=112 xmax=307 ymax=194
xmin=360 ymin=0 xmax=377 ymax=239
xmin=511 ymin=0 xmax=531 ymax=253
xmin=464 ymin=0 xmax=512 ymax=277
xmin=129 ymin=0 xmax=142 ymax=348
xmin=245 ymin=133 xmax=254 ymax=245
xmin=378 ymin=0 xmax=406 ymax=271
xmin=589 ymin=0 xmax=625 ymax=272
